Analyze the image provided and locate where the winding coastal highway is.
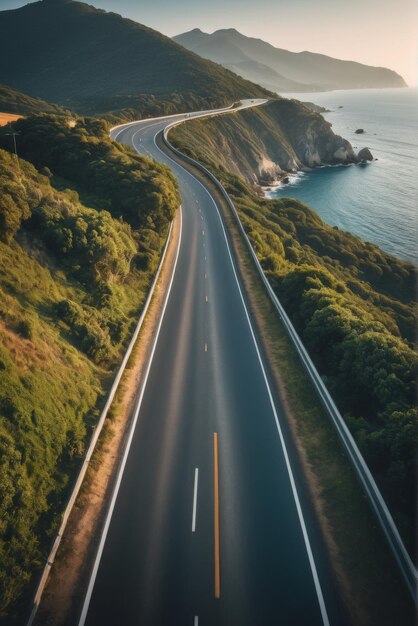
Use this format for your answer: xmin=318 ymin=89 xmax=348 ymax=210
xmin=78 ymin=101 xmax=346 ymax=626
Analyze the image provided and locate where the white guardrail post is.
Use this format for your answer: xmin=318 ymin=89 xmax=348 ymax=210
xmin=26 ymin=219 xmax=175 ymax=626
xmin=161 ymin=123 xmax=418 ymax=604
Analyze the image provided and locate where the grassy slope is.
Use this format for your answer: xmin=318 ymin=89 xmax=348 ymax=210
xmin=0 ymin=121 xmax=179 ymax=622
xmin=169 ymin=131 xmax=417 ymax=550
xmin=0 ymin=84 xmax=67 ymax=116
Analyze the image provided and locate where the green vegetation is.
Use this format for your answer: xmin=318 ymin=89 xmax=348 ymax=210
xmin=0 ymin=84 xmax=67 ymax=116
xmin=0 ymin=110 xmax=179 ymax=622
xmin=169 ymin=133 xmax=417 ymax=551
xmin=1 ymin=114 xmax=179 ymax=231
xmin=0 ymin=0 xmax=269 ymax=117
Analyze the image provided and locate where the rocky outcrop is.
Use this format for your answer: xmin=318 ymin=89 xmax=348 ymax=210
xmin=257 ymin=156 xmax=284 ymax=184
xmin=302 ymin=101 xmax=331 ymax=114
xmin=357 ymin=147 xmax=373 ymax=161
xmin=268 ymin=99 xmax=358 ymax=167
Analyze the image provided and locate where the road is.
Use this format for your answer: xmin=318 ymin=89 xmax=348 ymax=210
xmin=79 ymin=101 xmax=345 ymax=626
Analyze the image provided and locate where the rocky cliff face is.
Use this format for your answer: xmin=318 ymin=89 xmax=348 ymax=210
xmin=170 ymin=98 xmax=366 ymax=187
xmin=263 ymin=99 xmax=358 ymax=169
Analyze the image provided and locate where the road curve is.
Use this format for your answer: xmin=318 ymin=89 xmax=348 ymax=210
xmin=79 ymin=101 xmax=346 ymax=626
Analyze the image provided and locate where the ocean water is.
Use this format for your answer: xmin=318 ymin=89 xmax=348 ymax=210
xmin=267 ymin=88 xmax=418 ymax=265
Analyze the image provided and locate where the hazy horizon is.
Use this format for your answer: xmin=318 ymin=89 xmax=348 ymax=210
xmin=0 ymin=0 xmax=417 ymax=86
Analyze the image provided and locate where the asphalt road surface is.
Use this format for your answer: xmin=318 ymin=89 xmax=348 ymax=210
xmin=79 ymin=101 xmax=346 ymax=626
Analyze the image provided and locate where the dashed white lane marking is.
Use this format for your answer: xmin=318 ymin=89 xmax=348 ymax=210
xmin=192 ymin=468 xmax=199 ymax=533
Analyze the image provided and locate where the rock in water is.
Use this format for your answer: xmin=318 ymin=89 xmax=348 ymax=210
xmin=357 ymin=147 xmax=373 ymax=161
xmin=355 ymin=128 xmax=365 ymax=134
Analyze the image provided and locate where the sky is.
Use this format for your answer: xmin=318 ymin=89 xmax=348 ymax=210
xmin=1 ymin=0 xmax=417 ymax=85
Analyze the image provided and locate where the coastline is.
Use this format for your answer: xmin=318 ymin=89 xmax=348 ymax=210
xmin=262 ymin=161 xmax=368 ymax=197
xmin=266 ymin=88 xmax=418 ymax=265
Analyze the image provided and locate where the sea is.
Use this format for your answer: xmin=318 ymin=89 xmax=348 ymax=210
xmin=267 ymin=88 xmax=418 ymax=265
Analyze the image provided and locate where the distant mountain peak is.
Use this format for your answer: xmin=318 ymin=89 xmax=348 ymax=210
xmin=174 ymin=28 xmax=406 ymax=93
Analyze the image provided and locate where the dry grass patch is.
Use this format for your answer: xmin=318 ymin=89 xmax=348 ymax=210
xmin=0 ymin=112 xmax=23 ymax=126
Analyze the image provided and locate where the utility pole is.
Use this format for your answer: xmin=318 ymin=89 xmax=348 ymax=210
xmin=5 ymin=130 xmax=21 ymax=172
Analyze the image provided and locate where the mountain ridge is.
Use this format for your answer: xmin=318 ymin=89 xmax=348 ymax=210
xmin=174 ymin=28 xmax=407 ymax=93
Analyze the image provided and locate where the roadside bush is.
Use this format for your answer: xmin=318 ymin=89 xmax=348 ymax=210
xmin=56 ymin=299 xmax=112 ymax=364
xmin=0 ymin=152 xmax=32 ymax=242
xmin=32 ymin=194 xmax=137 ymax=285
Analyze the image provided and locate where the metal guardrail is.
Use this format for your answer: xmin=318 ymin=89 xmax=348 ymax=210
xmin=161 ymin=123 xmax=418 ymax=604
xmin=26 ymin=220 xmax=175 ymax=626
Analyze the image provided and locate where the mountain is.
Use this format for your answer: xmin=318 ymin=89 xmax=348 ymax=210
xmin=173 ymin=28 xmax=407 ymax=93
xmin=0 ymin=1 xmax=270 ymax=115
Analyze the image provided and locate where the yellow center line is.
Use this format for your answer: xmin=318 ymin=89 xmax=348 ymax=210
xmin=214 ymin=432 xmax=221 ymax=599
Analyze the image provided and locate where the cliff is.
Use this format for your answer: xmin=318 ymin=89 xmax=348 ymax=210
xmin=171 ymin=99 xmax=363 ymax=186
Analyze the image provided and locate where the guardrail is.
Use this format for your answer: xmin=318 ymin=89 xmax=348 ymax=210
xmin=161 ymin=123 xmax=418 ymax=604
xmin=26 ymin=219 xmax=175 ymax=626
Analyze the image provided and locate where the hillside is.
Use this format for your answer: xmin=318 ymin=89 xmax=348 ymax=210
xmin=0 ymin=84 xmax=67 ymax=116
xmin=174 ymin=28 xmax=407 ymax=93
xmin=169 ymin=127 xmax=417 ymax=552
xmin=0 ymin=116 xmax=180 ymax=623
xmin=171 ymin=99 xmax=366 ymax=185
xmin=0 ymin=1 xmax=270 ymax=116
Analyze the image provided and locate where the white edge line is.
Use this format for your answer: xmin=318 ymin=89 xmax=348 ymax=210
xmin=110 ymin=101 xmax=237 ymax=143
xmin=192 ymin=468 xmax=199 ymax=533
xmin=148 ymin=129 xmax=330 ymax=626
xmin=78 ymin=207 xmax=183 ymax=626
xmin=194 ymin=616 xmax=199 ymax=626
xmin=215 ymin=208 xmax=331 ymax=625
